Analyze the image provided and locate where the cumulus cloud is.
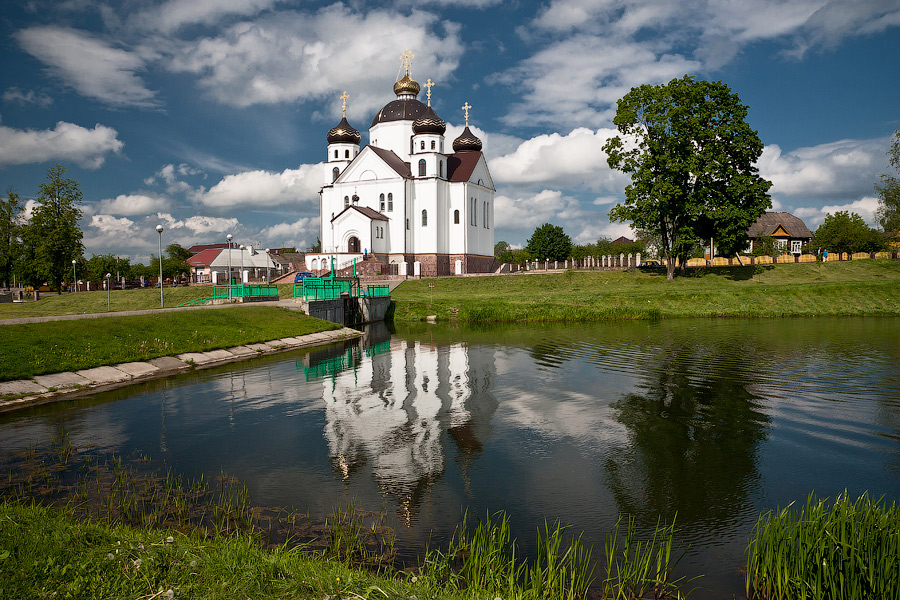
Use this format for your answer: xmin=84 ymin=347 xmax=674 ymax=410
xmin=89 ymin=214 xmax=138 ymax=236
xmin=166 ymin=4 xmax=464 ymax=113
xmin=2 ymin=87 xmax=52 ymax=108
xmin=260 ymin=216 xmax=318 ymax=248
xmin=489 ymin=127 xmax=628 ymax=191
xmin=194 ymin=164 xmax=322 ymax=209
xmin=144 ymin=163 xmax=204 ymax=195
xmin=794 ymin=196 xmax=882 ymax=228
xmin=758 ymin=137 xmax=886 ymax=201
xmin=99 ymin=194 xmax=169 ymax=216
xmin=156 ymin=212 xmax=240 ymax=234
xmin=15 ymin=26 xmax=158 ymax=108
xmin=134 ymin=0 xmax=279 ymax=34
xmin=0 ymin=120 xmax=123 ymax=168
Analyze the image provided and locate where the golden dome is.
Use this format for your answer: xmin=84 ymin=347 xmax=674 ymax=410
xmin=393 ymin=74 xmax=421 ymax=97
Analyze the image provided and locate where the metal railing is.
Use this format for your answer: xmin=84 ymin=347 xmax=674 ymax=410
xmin=294 ymin=280 xmax=390 ymax=302
xmin=212 ymin=284 xmax=278 ymax=298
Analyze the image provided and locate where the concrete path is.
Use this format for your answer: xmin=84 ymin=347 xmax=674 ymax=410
xmin=0 ymin=327 xmax=361 ymax=413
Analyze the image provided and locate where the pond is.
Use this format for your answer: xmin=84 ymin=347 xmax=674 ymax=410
xmin=2 ymin=317 xmax=900 ymax=598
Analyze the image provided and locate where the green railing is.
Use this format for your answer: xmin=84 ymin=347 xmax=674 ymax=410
xmin=294 ymin=280 xmax=390 ymax=302
xmin=213 ymin=284 xmax=277 ymax=298
xmin=363 ymin=285 xmax=389 ymax=297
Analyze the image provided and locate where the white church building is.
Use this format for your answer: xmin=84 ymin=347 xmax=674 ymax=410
xmin=305 ymin=54 xmax=496 ymax=278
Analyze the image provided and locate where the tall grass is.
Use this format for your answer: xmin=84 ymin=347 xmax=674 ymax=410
xmin=746 ymin=491 xmax=900 ymax=600
xmin=603 ymin=514 xmax=689 ymax=599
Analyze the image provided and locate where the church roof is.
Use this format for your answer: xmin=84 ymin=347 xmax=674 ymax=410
xmin=326 ymin=116 xmax=361 ymax=145
xmin=413 ymin=106 xmax=446 ymax=135
xmin=447 ymin=151 xmax=483 ymax=182
xmin=368 ymin=145 xmax=412 ymax=178
xmin=453 ymin=126 xmax=482 ymax=152
xmin=747 ymin=212 xmax=813 ymax=239
xmin=370 ymin=99 xmax=428 ymax=127
xmin=332 ymin=205 xmax=390 ymax=222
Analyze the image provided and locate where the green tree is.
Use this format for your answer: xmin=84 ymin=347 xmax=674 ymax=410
xmin=494 ymin=240 xmax=510 ymax=258
xmin=165 ymin=243 xmax=192 ymax=263
xmin=526 ymin=223 xmax=572 ymax=261
xmin=23 ymin=164 xmax=85 ymax=293
xmin=813 ymin=211 xmax=885 ymax=255
xmin=875 ymin=129 xmax=900 ymax=239
xmin=0 ymin=189 xmax=22 ymax=288
xmin=604 ymin=75 xmax=772 ymax=279
xmin=308 ymin=237 xmax=321 ymax=253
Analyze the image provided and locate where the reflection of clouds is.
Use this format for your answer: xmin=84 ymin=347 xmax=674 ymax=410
xmin=320 ymin=341 xmax=496 ymax=505
xmin=0 ymin=407 xmax=130 ymax=453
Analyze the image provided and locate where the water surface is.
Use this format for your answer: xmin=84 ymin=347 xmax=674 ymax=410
xmin=2 ymin=317 xmax=899 ymax=598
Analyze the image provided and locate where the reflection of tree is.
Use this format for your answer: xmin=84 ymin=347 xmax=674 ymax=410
xmin=606 ymin=345 xmax=769 ymax=529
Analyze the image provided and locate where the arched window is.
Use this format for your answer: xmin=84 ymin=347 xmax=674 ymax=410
xmin=334 ymin=150 xmax=338 ymax=159
xmin=379 ymin=193 xmax=385 ymax=212
xmin=345 ymin=149 xmax=350 ymax=158
xmin=418 ymin=159 xmax=426 ymax=177
xmin=332 ymin=167 xmax=339 ymax=182
xmin=422 ymin=210 xmax=428 ymax=226
xmin=420 ymin=140 xmax=425 ymax=150
xmin=387 ymin=193 xmax=393 ymax=212
xmin=439 ymin=161 xmax=443 ymax=178
xmin=454 ymin=209 xmax=460 ymax=224
xmin=431 ymin=140 xmax=436 ymax=150
xmin=344 ymin=196 xmax=349 ymax=208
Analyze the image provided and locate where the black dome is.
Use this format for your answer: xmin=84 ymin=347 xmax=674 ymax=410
xmin=412 ymin=106 xmax=446 ymax=135
xmin=452 ymin=126 xmax=482 ymax=152
xmin=326 ymin=116 xmax=361 ymax=145
xmin=371 ymin=99 xmax=428 ymax=127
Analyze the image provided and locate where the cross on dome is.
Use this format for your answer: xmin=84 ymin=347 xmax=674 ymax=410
xmin=462 ymin=102 xmax=472 ymax=127
xmin=424 ymin=78 xmax=434 ymax=106
xmin=400 ymin=50 xmax=414 ymax=75
xmin=340 ymin=91 xmax=349 ymax=117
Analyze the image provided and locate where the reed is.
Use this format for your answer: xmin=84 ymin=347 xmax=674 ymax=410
xmin=746 ymin=491 xmax=900 ymax=600
xmin=603 ymin=514 xmax=688 ymax=599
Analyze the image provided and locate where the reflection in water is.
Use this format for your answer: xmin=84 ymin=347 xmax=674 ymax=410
xmin=302 ymin=324 xmax=498 ymax=521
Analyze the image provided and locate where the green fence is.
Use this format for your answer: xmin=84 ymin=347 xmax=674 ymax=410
xmin=294 ymin=280 xmax=390 ymax=302
xmin=212 ymin=284 xmax=278 ymax=299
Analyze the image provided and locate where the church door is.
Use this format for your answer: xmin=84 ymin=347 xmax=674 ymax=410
xmin=348 ymin=236 xmax=361 ymax=253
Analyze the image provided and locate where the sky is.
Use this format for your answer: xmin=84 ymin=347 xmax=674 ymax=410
xmin=1 ymin=0 xmax=898 ymax=263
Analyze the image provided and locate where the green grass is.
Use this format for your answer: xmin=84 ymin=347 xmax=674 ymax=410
xmin=0 ymin=306 xmax=340 ymax=381
xmin=746 ymin=492 xmax=900 ymax=600
xmin=0 ymin=284 xmax=297 ymax=319
xmin=390 ymin=260 xmax=900 ymax=323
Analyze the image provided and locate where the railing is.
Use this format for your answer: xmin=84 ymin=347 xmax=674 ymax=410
xmin=212 ymin=284 xmax=278 ymax=298
xmin=294 ymin=280 xmax=390 ymax=301
xmin=362 ymin=285 xmax=389 ymax=297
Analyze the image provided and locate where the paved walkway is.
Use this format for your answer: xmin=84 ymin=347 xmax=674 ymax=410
xmin=0 ymin=326 xmax=362 ymax=413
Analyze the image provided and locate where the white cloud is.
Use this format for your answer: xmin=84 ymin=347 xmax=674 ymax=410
xmin=795 ymin=196 xmax=882 ymax=228
xmin=2 ymin=87 xmax=52 ymax=108
xmin=758 ymin=137 xmax=886 ymax=201
xmin=0 ymin=120 xmax=123 ymax=168
xmin=135 ymin=0 xmax=279 ymax=34
xmin=89 ymin=214 xmax=138 ymax=236
xmin=194 ymin=164 xmax=322 ymax=209
xmin=99 ymin=194 xmax=169 ymax=216
xmin=489 ymin=127 xmax=628 ymax=191
xmin=166 ymin=4 xmax=464 ymax=113
xmin=155 ymin=212 xmax=240 ymax=235
xmin=15 ymin=26 xmax=158 ymax=108
xmin=260 ymin=216 xmax=317 ymax=248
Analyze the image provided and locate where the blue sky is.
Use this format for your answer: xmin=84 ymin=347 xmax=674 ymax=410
xmin=1 ymin=0 xmax=898 ymax=262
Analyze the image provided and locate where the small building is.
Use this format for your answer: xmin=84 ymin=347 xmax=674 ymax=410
xmin=187 ymin=247 xmax=282 ymax=284
xmin=747 ymin=212 xmax=813 ymax=255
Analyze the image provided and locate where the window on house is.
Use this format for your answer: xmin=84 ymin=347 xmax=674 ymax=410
xmin=420 ymin=140 xmax=425 ymax=150
xmin=454 ymin=209 xmax=459 ymax=224
xmin=431 ymin=140 xmax=436 ymax=150
xmin=776 ymin=239 xmax=787 ymax=249
xmin=344 ymin=196 xmax=349 ymax=208
xmin=439 ymin=161 xmax=443 ymax=178
xmin=332 ymin=167 xmax=339 ymax=182
xmin=422 ymin=210 xmax=428 ymax=226
xmin=345 ymin=149 xmax=350 ymax=158
xmin=388 ymin=193 xmax=393 ymax=211
xmin=334 ymin=150 xmax=338 ymax=159
xmin=791 ymin=240 xmax=801 ymax=254
xmin=418 ymin=159 xmax=426 ymax=177
xmin=406 ymin=218 xmax=409 ymax=230
xmin=380 ymin=193 xmax=385 ymax=212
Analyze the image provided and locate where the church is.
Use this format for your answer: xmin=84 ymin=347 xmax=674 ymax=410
xmin=305 ymin=53 xmax=496 ymax=278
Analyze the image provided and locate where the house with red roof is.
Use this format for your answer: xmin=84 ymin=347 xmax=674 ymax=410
xmin=306 ymin=55 xmax=496 ymax=277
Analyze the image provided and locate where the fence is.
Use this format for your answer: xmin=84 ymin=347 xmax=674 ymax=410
xmin=211 ymin=284 xmax=278 ymax=299
xmin=294 ymin=279 xmax=390 ymax=302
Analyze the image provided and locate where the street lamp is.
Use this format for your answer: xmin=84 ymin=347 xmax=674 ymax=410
xmin=156 ymin=224 xmax=164 ymax=308
xmin=226 ymin=233 xmax=233 ymax=301
xmin=264 ymin=249 xmax=270 ymax=284
xmin=239 ymin=245 xmax=245 ymax=287
xmin=106 ymin=273 xmax=111 ymax=312
xmin=71 ymin=259 xmax=77 ymax=293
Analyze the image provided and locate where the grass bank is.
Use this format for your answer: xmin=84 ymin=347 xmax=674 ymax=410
xmin=390 ymin=260 xmax=900 ymax=323
xmin=0 ymin=306 xmax=339 ymax=382
xmin=0 ymin=284 xmax=296 ymax=319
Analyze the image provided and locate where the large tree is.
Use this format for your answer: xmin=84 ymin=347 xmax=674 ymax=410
xmin=875 ymin=129 xmax=899 ymax=239
xmin=603 ymin=75 xmax=772 ymax=279
xmin=0 ymin=189 xmax=21 ymax=288
xmin=813 ymin=211 xmax=885 ymax=255
xmin=526 ymin=223 xmax=572 ymax=261
xmin=24 ymin=164 xmax=85 ymax=293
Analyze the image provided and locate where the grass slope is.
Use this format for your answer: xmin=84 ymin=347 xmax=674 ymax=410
xmin=390 ymin=260 xmax=900 ymax=322
xmin=0 ymin=306 xmax=339 ymax=382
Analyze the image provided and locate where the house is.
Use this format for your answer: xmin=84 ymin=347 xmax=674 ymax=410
xmin=305 ymin=52 xmax=496 ymax=277
xmin=187 ymin=247 xmax=282 ymax=283
xmin=747 ymin=212 xmax=813 ymax=254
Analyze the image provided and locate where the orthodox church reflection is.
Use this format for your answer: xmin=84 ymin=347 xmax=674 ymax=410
xmin=300 ymin=325 xmax=498 ymax=518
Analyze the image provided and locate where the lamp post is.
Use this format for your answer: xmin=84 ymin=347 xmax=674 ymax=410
xmin=264 ymin=249 xmax=270 ymax=284
xmin=156 ymin=224 xmax=164 ymax=308
xmin=106 ymin=273 xmax=111 ymax=312
xmin=226 ymin=233 xmax=233 ymax=301
xmin=239 ymin=245 xmax=245 ymax=287
xmin=71 ymin=259 xmax=77 ymax=293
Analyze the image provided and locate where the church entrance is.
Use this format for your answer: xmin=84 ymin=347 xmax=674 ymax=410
xmin=348 ymin=236 xmax=360 ymax=253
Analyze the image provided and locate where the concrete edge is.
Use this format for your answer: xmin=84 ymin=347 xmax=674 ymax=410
xmin=0 ymin=327 xmax=361 ymax=414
